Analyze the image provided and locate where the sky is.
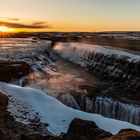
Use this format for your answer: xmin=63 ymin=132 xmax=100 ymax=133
xmin=0 ymin=0 xmax=140 ymax=32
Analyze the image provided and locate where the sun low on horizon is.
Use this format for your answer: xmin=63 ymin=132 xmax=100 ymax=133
xmin=0 ymin=26 xmax=17 ymax=37
xmin=0 ymin=0 xmax=140 ymax=32
xmin=0 ymin=26 xmax=16 ymax=33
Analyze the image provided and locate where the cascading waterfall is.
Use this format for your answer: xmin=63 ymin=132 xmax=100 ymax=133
xmin=85 ymin=97 xmax=140 ymax=125
xmin=59 ymin=94 xmax=81 ymax=110
xmin=53 ymin=42 xmax=140 ymax=125
xmin=53 ymin=42 xmax=140 ymax=89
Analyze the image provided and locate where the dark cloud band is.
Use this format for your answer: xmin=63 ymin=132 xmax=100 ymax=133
xmin=0 ymin=21 xmax=50 ymax=29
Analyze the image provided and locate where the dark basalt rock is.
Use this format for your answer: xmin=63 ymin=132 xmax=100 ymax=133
xmin=60 ymin=119 xmax=140 ymax=140
xmin=60 ymin=118 xmax=112 ymax=140
xmin=0 ymin=60 xmax=30 ymax=82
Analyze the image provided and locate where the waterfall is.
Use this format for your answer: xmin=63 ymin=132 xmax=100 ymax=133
xmin=85 ymin=97 xmax=140 ymax=125
xmin=52 ymin=42 xmax=140 ymax=125
xmin=59 ymin=94 xmax=81 ymax=110
xmin=53 ymin=42 xmax=140 ymax=89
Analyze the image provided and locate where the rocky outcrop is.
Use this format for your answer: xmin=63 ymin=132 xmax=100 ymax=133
xmin=60 ymin=118 xmax=140 ymax=140
xmin=60 ymin=118 xmax=112 ymax=140
xmin=0 ymin=60 xmax=30 ymax=82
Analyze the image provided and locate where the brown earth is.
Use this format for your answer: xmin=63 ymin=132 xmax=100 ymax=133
xmin=0 ymin=92 xmax=56 ymax=140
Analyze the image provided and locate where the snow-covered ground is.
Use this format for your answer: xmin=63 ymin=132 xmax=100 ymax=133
xmin=0 ymin=82 xmax=140 ymax=136
xmin=98 ymin=33 xmax=140 ymax=40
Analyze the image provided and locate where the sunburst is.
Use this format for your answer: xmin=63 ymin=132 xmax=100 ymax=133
xmin=0 ymin=26 xmax=16 ymax=38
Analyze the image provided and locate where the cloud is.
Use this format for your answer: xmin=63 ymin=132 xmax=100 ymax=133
xmin=9 ymin=18 xmax=19 ymax=21
xmin=32 ymin=21 xmax=47 ymax=26
xmin=0 ymin=21 xmax=50 ymax=29
xmin=0 ymin=17 xmax=19 ymax=21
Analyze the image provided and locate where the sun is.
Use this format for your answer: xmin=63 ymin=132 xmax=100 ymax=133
xmin=0 ymin=26 xmax=17 ymax=38
xmin=0 ymin=26 xmax=10 ymax=32
xmin=0 ymin=26 xmax=15 ymax=32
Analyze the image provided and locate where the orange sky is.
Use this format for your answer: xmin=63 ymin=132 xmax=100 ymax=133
xmin=0 ymin=0 xmax=140 ymax=32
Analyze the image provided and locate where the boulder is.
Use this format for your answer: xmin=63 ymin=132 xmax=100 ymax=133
xmin=0 ymin=60 xmax=30 ymax=82
xmin=60 ymin=118 xmax=140 ymax=140
xmin=61 ymin=118 xmax=112 ymax=140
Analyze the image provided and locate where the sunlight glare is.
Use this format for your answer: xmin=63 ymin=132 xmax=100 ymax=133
xmin=0 ymin=26 xmax=15 ymax=32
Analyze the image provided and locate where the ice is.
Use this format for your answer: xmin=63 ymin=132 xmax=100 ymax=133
xmin=0 ymin=82 xmax=140 ymax=136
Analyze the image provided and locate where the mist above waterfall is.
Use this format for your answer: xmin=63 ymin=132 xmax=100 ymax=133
xmin=54 ymin=42 xmax=140 ymax=89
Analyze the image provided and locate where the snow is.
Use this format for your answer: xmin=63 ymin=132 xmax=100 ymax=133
xmin=98 ymin=33 xmax=140 ymax=40
xmin=0 ymin=82 xmax=140 ymax=136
